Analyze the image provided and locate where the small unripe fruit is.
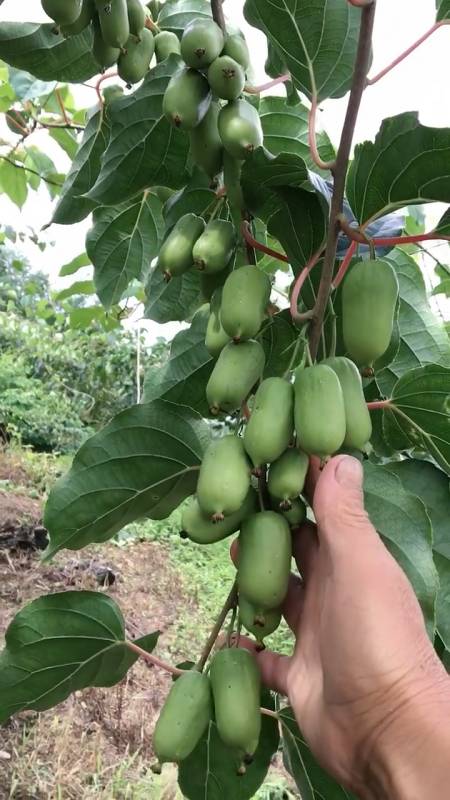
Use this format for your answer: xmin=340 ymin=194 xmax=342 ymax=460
xmin=180 ymin=18 xmax=224 ymax=68
xmin=153 ymin=671 xmax=212 ymax=763
xmin=206 ymin=339 xmax=265 ymax=415
xmin=268 ymin=448 xmax=309 ymax=509
xmin=157 ymin=213 xmax=205 ymax=279
xmin=154 ymin=30 xmax=181 ymax=61
xmin=294 ymin=365 xmax=346 ymax=458
xmin=222 ymin=32 xmax=250 ymax=70
xmin=220 ymin=265 xmax=271 ymax=341
xmin=207 ymin=55 xmax=245 ymax=101
xmin=189 ymin=101 xmax=223 ymax=179
xmin=244 ymin=377 xmax=294 ymax=469
xmin=322 ymin=356 xmax=372 ymax=450
xmin=193 ymin=219 xmax=235 ymax=274
xmin=238 ymin=511 xmax=292 ymax=610
xmin=218 ymin=100 xmax=263 ymax=160
xmin=210 ymin=648 xmax=261 ymax=759
xmin=163 ymin=68 xmax=212 ymax=130
xmin=118 ymin=28 xmax=154 ymax=84
xmin=95 ymin=0 xmax=130 ymax=48
xmin=196 ymin=435 xmax=251 ymax=520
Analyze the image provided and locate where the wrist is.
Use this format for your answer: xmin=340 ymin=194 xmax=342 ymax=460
xmin=357 ymin=672 xmax=450 ymax=800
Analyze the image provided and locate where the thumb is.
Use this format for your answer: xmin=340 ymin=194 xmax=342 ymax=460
xmin=313 ymin=455 xmax=378 ymax=551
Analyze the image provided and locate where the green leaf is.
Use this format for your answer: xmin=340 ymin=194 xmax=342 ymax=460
xmin=52 ymin=107 xmax=110 ymax=225
xmin=436 ymin=0 xmax=450 ymax=20
xmin=260 ymin=96 xmax=335 ymax=169
xmin=143 ymin=307 xmax=213 ymax=417
xmin=59 ymin=252 xmax=91 ymax=278
xmin=0 ymin=24 xmax=97 ymax=83
xmin=158 ymin=0 xmax=211 ymax=35
xmin=178 ymin=689 xmax=279 ymax=800
xmin=244 ymin=0 xmax=362 ymax=102
xmin=383 ymin=460 xmax=450 ymax=650
xmin=43 ymin=400 xmax=209 ymax=557
xmin=7 ymin=68 xmax=54 ymax=102
xmin=261 ymin=310 xmax=302 ymax=377
xmin=144 ymin=267 xmax=202 ymax=323
xmin=242 ymin=149 xmax=310 ymax=212
xmin=432 ymin=279 xmax=450 ymax=297
xmin=55 ymin=280 xmax=95 ymax=301
xmin=383 ymin=365 xmax=450 ymax=474
xmin=87 ymin=58 xmax=190 ymax=207
xmin=0 ymin=590 xmax=159 ymax=723
xmin=280 ymin=707 xmax=355 ymax=800
xmin=375 ymin=250 xmax=450 ymax=396
xmin=347 ymin=113 xmax=450 ymax=225
xmin=69 ymin=305 xmax=106 ymax=329
xmin=364 ymin=462 xmax=438 ymax=638
xmin=0 ymin=157 xmax=28 ymax=208
xmin=48 ymin=127 xmax=79 ymax=160
xmin=163 ymin=171 xmax=215 ymax=230
xmin=86 ymin=192 xmax=164 ymax=309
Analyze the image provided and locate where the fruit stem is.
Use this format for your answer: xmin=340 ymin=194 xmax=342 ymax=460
xmin=348 ymin=0 xmax=374 ymax=6
xmin=56 ymin=88 xmax=70 ymax=126
xmin=367 ymin=399 xmax=392 ymax=410
xmin=196 ymin=580 xmax=238 ymax=672
xmin=261 ymin=707 xmax=279 ymax=720
xmin=245 ymin=73 xmax=291 ymax=95
xmin=308 ymin=95 xmax=336 ymax=171
xmin=211 ymin=0 xmax=226 ymax=32
xmin=95 ymin=70 xmax=119 ymax=105
xmin=125 ymin=641 xmax=185 ymax=676
xmin=307 ymin=3 xmax=376 ymax=360
xmin=241 ymin=220 xmax=289 ymax=263
xmin=332 ymin=240 xmax=358 ymax=289
xmin=145 ymin=16 xmax=160 ymax=33
xmin=367 ymin=21 xmax=450 ymax=85
xmin=290 ymin=247 xmax=324 ymax=327
xmin=226 ymin=605 xmax=238 ymax=647
xmin=258 ymin=470 xmax=270 ymax=511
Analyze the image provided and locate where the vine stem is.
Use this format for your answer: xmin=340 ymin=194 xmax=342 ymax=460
xmin=125 ymin=641 xmax=184 ymax=676
xmin=290 ymin=247 xmax=324 ymax=326
xmin=308 ymin=96 xmax=336 ymax=171
xmin=241 ymin=221 xmax=289 ymax=263
xmin=367 ymin=400 xmax=392 ymax=410
xmin=245 ymin=73 xmax=291 ymax=95
xmin=367 ymin=21 xmax=450 ymax=86
xmin=307 ymin=2 xmax=377 ymax=360
xmin=339 ymin=216 xmax=450 ymax=249
xmin=332 ymin=241 xmax=357 ymax=289
xmin=196 ymin=580 xmax=238 ymax=672
xmin=95 ymin=70 xmax=119 ymax=104
xmin=211 ymin=0 xmax=226 ymax=32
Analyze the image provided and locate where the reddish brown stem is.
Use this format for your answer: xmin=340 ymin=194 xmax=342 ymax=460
xmin=367 ymin=21 xmax=450 ymax=85
xmin=241 ymin=403 xmax=251 ymax=421
xmin=145 ymin=16 xmax=159 ymax=33
xmin=339 ymin=216 xmax=450 ymax=249
xmin=332 ymin=241 xmax=358 ymax=289
xmin=241 ymin=221 xmax=289 ymax=263
xmin=367 ymin=400 xmax=392 ymax=410
xmin=309 ymin=96 xmax=336 ymax=171
xmin=56 ymin=88 xmax=70 ymax=125
xmin=95 ymin=70 xmax=119 ymax=104
xmin=211 ymin=0 xmax=226 ymax=32
xmin=245 ymin=73 xmax=291 ymax=94
xmin=348 ymin=0 xmax=374 ymax=6
xmin=290 ymin=248 xmax=324 ymax=326
xmin=126 ymin=641 xmax=184 ymax=676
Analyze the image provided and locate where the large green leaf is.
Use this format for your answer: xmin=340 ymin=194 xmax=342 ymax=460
xmin=0 ymin=157 xmax=28 ymax=208
xmin=259 ymin=96 xmax=335 ymax=169
xmin=0 ymin=24 xmax=97 ymax=83
xmin=436 ymin=0 xmax=450 ymax=20
xmin=0 ymin=591 xmax=158 ymax=723
xmin=158 ymin=0 xmax=212 ymax=35
xmin=87 ymin=57 xmax=190 ymax=206
xmin=347 ymin=113 xmax=450 ymax=225
xmin=86 ymin=191 xmax=164 ymax=308
xmin=375 ymin=250 xmax=450 ymax=396
xmin=280 ymin=707 xmax=355 ymax=800
xmin=383 ymin=365 xmax=450 ymax=474
xmin=261 ymin=309 xmax=303 ymax=376
xmin=364 ymin=462 xmax=438 ymax=637
xmin=52 ymin=108 xmax=110 ymax=225
xmin=178 ymin=690 xmax=279 ymax=800
xmin=163 ymin=172 xmax=216 ymax=230
xmin=244 ymin=0 xmax=362 ymax=102
xmin=383 ymin=460 xmax=450 ymax=650
xmin=43 ymin=400 xmax=209 ymax=557
xmin=144 ymin=267 xmax=202 ymax=323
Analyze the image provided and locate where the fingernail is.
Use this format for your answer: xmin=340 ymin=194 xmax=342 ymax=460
xmin=335 ymin=456 xmax=363 ymax=488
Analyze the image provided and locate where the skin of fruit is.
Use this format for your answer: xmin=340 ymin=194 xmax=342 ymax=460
xmin=126 ymin=0 xmax=145 ymax=37
xmin=193 ymin=219 xmax=235 ymax=274
xmin=243 ymin=377 xmax=294 ymax=469
xmin=294 ymin=365 xmax=347 ymax=458
xmin=276 ymin=496 xmax=307 ymax=528
xmin=239 ymin=596 xmax=281 ymax=644
xmin=222 ymin=32 xmax=250 ymax=70
xmin=207 ymin=55 xmax=245 ymax=101
xmin=238 ymin=511 xmax=292 ymax=610
xmin=118 ymin=28 xmax=154 ymax=84
xmin=163 ymin=68 xmax=212 ymax=130
xmin=95 ymin=0 xmax=130 ymax=49
xmin=61 ymin=0 xmax=95 ymax=35
xmin=218 ymin=100 xmax=263 ymax=160
xmin=196 ymin=435 xmax=251 ymax=519
xmin=102 ymin=83 xmax=124 ymax=104
xmin=210 ymin=648 xmax=261 ymax=757
xmin=42 ymin=0 xmax=82 ymax=25
xmin=157 ymin=213 xmax=205 ymax=279
xmin=189 ymin=102 xmax=223 ymax=179
xmin=92 ymin=14 xmax=121 ymax=67
xmin=205 ymin=289 xmax=230 ymax=357
xmin=154 ymin=30 xmax=181 ymax=61
xmin=267 ymin=448 xmax=309 ymax=507
xmin=180 ymin=18 xmax=224 ymax=69
xmin=153 ymin=671 xmax=212 ymax=763
xmin=181 ymin=488 xmax=257 ymax=544
xmin=220 ymin=265 xmax=271 ymax=341
xmin=342 ymin=259 xmax=399 ymax=367
xmin=206 ymin=339 xmax=266 ymax=415
xmin=322 ymin=356 xmax=373 ymax=450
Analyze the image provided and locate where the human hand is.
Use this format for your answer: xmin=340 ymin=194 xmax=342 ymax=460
xmin=235 ymin=455 xmax=450 ymax=799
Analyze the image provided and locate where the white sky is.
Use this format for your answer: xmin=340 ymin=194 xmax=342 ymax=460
xmin=0 ymin=0 xmax=449 ymax=338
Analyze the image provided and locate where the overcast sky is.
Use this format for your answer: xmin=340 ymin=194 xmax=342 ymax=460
xmin=0 ymin=0 xmax=449 ymax=336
